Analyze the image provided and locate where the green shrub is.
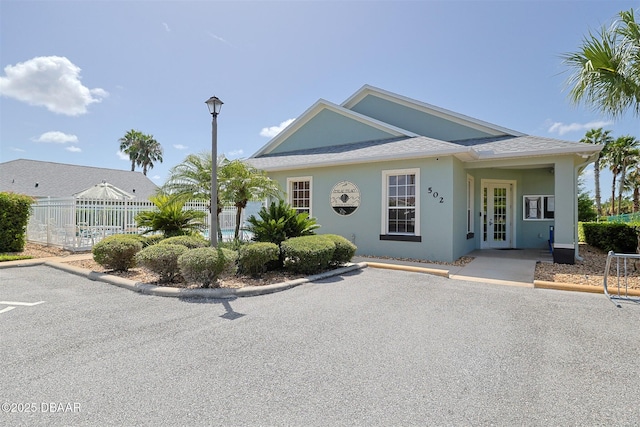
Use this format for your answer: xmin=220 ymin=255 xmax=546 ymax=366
xmin=92 ymin=235 xmax=143 ymax=271
xmin=238 ymin=242 xmax=280 ymax=276
xmin=281 ymin=235 xmax=335 ymax=274
xmin=0 ymin=192 xmax=33 ymax=252
xmin=135 ymin=194 xmax=206 ymax=237
xmin=140 ymin=234 xmax=165 ymax=247
xmin=581 ymin=222 xmax=638 ymax=253
xmin=322 ymin=234 xmax=357 ymax=266
xmin=159 ymin=235 xmax=208 ymax=249
xmin=245 ymin=200 xmax=320 ymax=246
xmin=135 ymin=243 xmax=189 ymax=283
xmin=177 ymin=247 xmax=237 ymax=288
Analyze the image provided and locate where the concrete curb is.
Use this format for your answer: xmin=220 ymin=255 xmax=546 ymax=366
xmin=534 ymin=280 xmax=640 ymax=296
xmin=43 ymin=260 xmax=368 ymax=298
xmin=365 ymin=261 xmax=450 ymax=278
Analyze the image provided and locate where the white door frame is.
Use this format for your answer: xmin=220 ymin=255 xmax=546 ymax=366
xmin=481 ymin=179 xmax=517 ymax=249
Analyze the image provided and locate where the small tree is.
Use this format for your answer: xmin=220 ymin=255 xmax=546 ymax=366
xmin=245 ymin=200 xmax=319 ymax=246
xmin=135 ymin=194 xmax=206 ymax=237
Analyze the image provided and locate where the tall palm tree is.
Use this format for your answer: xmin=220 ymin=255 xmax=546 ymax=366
xmin=218 ymin=159 xmax=281 ymax=239
xmin=118 ymin=129 xmax=144 ymax=172
xmin=562 ymin=9 xmax=640 ymax=119
xmin=603 ymin=135 xmax=640 ymax=215
xmin=580 ymin=128 xmax=614 ymax=216
xmin=136 ymin=134 xmax=163 ymax=176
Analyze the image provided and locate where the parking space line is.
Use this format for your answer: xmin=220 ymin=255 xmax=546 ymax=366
xmin=0 ymin=306 xmax=17 ymax=314
xmin=0 ymin=301 xmax=45 ymax=306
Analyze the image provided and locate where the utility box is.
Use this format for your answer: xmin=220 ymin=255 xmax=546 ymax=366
xmin=553 ymin=243 xmax=575 ymax=264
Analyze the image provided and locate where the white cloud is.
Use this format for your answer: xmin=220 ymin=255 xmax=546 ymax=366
xmin=116 ymin=150 xmax=130 ymax=160
xmin=33 ymin=131 xmax=78 ymax=144
xmin=547 ymin=120 xmax=613 ymax=136
xmin=65 ymin=146 xmax=81 ymax=152
xmin=152 ymin=175 xmax=161 ymax=181
xmin=206 ymin=31 xmax=234 ymax=47
xmin=0 ymin=56 xmax=108 ymax=116
xmin=162 ymin=22 xmax=171 ymax=32
xmin=173 ymin=144 xmax=188 ymax=150
xmin=10 ymin=147 xmax=26 ymax=152
xmin=260 ymin=118 xmax=295 ymax=138
xmin=226 ymin=149 xmax=244 ymax=158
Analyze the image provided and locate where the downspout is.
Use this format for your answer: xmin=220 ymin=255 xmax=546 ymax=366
xmin=574 ymin=153 xmax=599 ymax=261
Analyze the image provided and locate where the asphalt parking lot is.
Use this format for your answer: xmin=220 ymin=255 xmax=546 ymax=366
xmin=2 ymin=265 xmax=639 ymax=426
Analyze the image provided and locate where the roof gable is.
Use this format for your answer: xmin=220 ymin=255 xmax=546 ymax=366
xmin=342 ymin=85 xmax=524 ymax=140
xmin=253 ymin=99 xmax=417 ymax=157
xmin=0 ymin=159 xmax=159 ymax=199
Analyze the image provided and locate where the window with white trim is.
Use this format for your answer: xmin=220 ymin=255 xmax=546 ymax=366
xmin=287 ymin=177 xmax=312 ymax=215
xmin=523 ymin=195 xmax=554 ymax=220
xmin=467 ymin=175 xmax=474 ymax=237
xmin=381 ymin=169 xmax=420 ymax=241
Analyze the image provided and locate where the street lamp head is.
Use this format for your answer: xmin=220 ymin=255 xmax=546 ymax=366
xmin=205 ymin=96 xmax=224 ymax=116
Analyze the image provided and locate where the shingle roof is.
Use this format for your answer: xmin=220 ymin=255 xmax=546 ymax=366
xmin=247 ymin=135 xmax=600 ymax=171
xmin=0 ymin=159 xmax=159 ymax=199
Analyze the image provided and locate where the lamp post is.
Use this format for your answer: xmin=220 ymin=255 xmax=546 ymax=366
xmin=205 ymin=96 xmax=223 ymax=247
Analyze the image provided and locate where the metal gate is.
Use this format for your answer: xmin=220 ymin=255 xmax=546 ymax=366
xmin=603 ymin=251 xmax=640 ymax=307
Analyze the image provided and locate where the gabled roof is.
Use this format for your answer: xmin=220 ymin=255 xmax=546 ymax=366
xmin=342 ymin=84 xmax=525 ymax=137
xmin=249 ymin=85 xmax=601 ymax=171
xmin=252 ymin=99 xmax=419 ymax=157
xmin=0 ymin=159 xmax=159 ymax=199
xmin=247 ymin=135 xmax=601 ymax=172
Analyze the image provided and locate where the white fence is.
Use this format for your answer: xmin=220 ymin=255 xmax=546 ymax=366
xmin=27 ymin=197 xmax=261 ymax=251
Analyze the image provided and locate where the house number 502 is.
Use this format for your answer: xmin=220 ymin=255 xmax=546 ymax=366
xmin=427 ymin=187 xmax=445 ymax=203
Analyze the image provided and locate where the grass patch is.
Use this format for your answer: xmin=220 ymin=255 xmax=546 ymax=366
xmin=0 ymin=254 xmax=33 ymax=262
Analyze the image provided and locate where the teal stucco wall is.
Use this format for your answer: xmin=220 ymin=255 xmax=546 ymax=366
xmin=270 ymin=108 xmax=396 ymax=154
xmin=349 ymin=95 xmax=497 ymax=141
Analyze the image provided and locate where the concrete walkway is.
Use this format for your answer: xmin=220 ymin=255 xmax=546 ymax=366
xmin=354 ymin=248 xmax=553 ymax=287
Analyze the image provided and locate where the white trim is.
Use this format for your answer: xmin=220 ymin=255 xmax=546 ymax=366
xmin=467 ymin=174 xmax=475 ymax=234
xmin=252 ymin=99 xmax=418 ymax=157
xmin=286 ymin=176 xmax=313 ymax=216
xmin=342 ymin=84 xmax=524 ymax=137
xmin=381 ymin=168 xmax=421 ymax=236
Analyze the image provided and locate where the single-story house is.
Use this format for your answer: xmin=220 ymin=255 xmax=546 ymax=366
xmin=247 ymin=85 xmax=602 ymax=264
xmin=0 ymin=159 xmax=158 ymax=200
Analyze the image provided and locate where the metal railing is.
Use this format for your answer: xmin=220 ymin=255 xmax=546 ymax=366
xmin=603 ymin=251 xmax=640 ymax=307
xmin=27 ymin=197 xmax=261 ymax=251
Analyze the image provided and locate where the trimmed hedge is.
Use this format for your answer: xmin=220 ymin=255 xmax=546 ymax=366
xmin=135 ymin=243 xmax=189 ymax=283
xmin=580 ymin=222 xmax=638 ymax=253
xmin=141 ymin=234 xmax=165 ymax=247
xmin=322 ymin=234 xmax=357 ymax=266
xmin=159 ymin=235 xmax=208 ymax=249
xmin=281 ymin=235 xmax=335 ymax=274
xmin=0 ymin=192 xmax=33 ymax=252
xmin=92 ymin=235 xmax=143 ymax=271
xmin=177 ymin=247 xmax=238 ymax=288
xmin=238 ymin=242 xmax=280 ymax=276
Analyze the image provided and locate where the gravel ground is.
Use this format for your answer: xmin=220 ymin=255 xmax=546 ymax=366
xmin=9 ymin=242 xmax=639 ymax=289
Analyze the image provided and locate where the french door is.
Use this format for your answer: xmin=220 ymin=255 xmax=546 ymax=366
xmin=482 ymin=181 xmax=515 ymax=249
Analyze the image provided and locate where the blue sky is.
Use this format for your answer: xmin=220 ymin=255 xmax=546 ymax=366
xmin=1 ymin=0 xmax=638 ymax=194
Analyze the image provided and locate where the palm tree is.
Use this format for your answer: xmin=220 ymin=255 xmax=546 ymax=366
xmin=135 ymin=194 xmax=206 ymax=237
xmin=218 ymin=159 xmax=281 ymax=239
xmin=162 ymin=152 xmax=229 ymax=242
xmin=580 ymin=128 xmax=614 ymax=216
xmin=562 ymin=9 xmax=640 ymax=119
xmin=603 ymin=135 xmax=640 ymax=215
xmin=118 ymin=129 xmax=144 ymax=172
xmin=136 ymin=134 xmax=163 ymax=176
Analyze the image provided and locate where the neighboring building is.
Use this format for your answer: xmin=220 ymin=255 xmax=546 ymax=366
xmin=248 ymin=85 xmax=602 ymax=263
xmin=0 ymin=159 xmax=158 ymax=200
